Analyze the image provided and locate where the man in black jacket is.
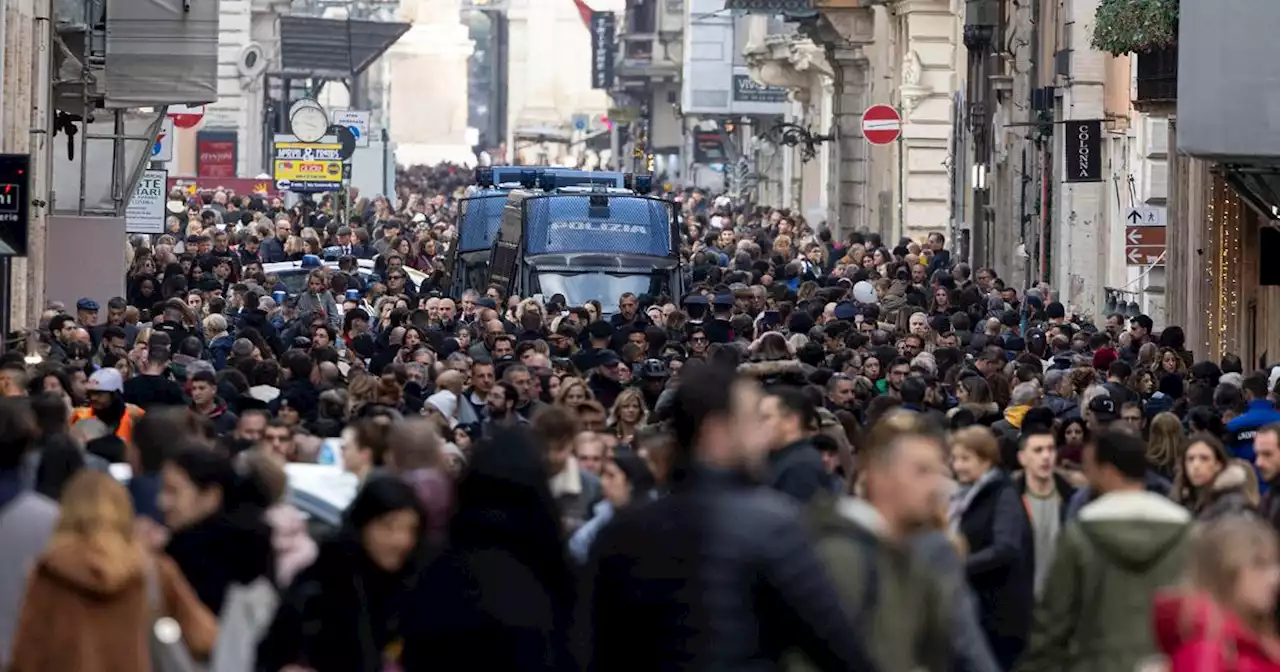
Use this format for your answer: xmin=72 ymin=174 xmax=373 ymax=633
xmin=760 ymin=385 xmax=830 ymax=504
xmin=578 ymin=362 xmax=880 ymax=672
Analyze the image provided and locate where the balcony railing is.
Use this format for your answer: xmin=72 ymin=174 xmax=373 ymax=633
xmin=1136 ymin=44 xmax=1178 ymax=104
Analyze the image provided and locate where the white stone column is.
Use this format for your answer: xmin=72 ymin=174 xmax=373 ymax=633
xmin=1055 ymin=0 xmax=1107 ymax=317
xmin=815 ymin=8 xmax=875 ymax=239
xmin=388 ymin=0 xmax=474 ymax=166
xmin=895 ymin=0 xmax=960 ymax=243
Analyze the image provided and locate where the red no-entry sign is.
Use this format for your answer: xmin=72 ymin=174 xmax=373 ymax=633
xmin=862 ymin=104 xmax=902 ymax=145
xmin=168 ymin=104 xmax=205 ymax=129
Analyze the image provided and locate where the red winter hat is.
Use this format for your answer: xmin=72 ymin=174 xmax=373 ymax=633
xmin=1092 ymin=347 xmax=1118 ymax=371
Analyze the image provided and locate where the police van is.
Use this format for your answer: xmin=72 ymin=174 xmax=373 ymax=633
xmin=486 ymin=179 xmax=682 ymax=314
xmin=444 ymin=167 xmax=637 ymax=297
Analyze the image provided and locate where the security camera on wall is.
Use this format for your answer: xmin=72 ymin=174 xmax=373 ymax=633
xmin=237 ymin=43 xmax=268 ymax=80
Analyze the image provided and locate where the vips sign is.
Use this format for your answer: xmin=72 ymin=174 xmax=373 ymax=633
xmin=1064 ymin=120 xmax=1103 ymax=183
xmin=732 ymin=75 xmax=789 ymax=103
xmin=272 ymin=138 xmax=343 ymax=193
xmin=590 ymin=12 xmax=616 ymax=90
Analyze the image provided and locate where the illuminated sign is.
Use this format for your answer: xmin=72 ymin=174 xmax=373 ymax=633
xmin=549 ymin=221 xmax=646 ymax=234
xmin=272 ymin=140 xmax=344 ymax=193
xmin=0 ymin=154 xmax=29 ymax=257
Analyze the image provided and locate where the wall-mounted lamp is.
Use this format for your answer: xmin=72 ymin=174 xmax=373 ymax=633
xmin=972 ymin=163 xmax=988 ymax=191
xmin=769 ymin=122 xmax=835 ymax=163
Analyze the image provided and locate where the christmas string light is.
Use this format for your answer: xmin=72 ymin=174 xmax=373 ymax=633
xmin=1205 ymin=180 xmax=1217 ymax=356
xmin=1224 ymin=186 xmax=1241 ymax=357
xmin=1219 ymin=178 xmax=1229 ymax=360
xmin=1205 ymin=175 xmax=1243 ymax=360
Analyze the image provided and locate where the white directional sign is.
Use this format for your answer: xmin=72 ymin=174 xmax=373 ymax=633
xmin=331 ymin=110 xmax=372 ymax=147
xmin=1125 ymin=206 xmax=1166 ymax=227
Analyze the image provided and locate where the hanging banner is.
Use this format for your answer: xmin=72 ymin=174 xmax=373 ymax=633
xmin=1063 ymin=119 xmax=1103 ymax=183
xmin=590 ymin=12 xmax=616 ymax=90
xmin=272 ymin=139 xmax=344 ymax=193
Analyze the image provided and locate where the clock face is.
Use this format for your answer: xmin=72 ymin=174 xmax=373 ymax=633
xmin=290 ymin=107 xmax=329 ymax=143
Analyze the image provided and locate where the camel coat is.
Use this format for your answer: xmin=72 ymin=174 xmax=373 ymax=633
xmin=10 ymin=535 xmax=217 ymax=672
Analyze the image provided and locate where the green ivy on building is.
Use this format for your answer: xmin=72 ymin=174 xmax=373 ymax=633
xmin=1090 ymin=0 xmax=1178 ymax=55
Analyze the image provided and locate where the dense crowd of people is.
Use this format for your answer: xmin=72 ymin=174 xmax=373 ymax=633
xmin=0 ymin=167 xmax=1278 ymax=671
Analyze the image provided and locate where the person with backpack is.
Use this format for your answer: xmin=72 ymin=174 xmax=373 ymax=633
xmin=785 ymin=416 xmax=952 ymax=672
xmin=1017 ymin=429 xmax=1194 ymax=672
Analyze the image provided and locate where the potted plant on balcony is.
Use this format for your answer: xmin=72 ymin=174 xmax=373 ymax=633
xmin=1092 ymin=0 xmax=1178 ymax=107
xmin=1090 ymin=0 xmax=1177 ymax=55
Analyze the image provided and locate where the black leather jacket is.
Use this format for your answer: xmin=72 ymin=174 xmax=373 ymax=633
xmin=577 ymin=467 xmax=880 ymax=672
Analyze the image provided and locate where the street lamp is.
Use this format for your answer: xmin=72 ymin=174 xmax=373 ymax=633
xmin=769 ymin=121 xmax=835 ymax=162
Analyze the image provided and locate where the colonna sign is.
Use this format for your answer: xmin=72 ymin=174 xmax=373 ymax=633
xmin=1063 ymin=119 xmax=1103 ymax=183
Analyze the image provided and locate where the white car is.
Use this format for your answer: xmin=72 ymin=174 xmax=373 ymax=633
xmin=261 ymin=258 xmax=428 ymax=297
xmin=109 ymin=462 xmax=358 ymax=538
xmin=282 ymin=463 xmax=359 ymax=537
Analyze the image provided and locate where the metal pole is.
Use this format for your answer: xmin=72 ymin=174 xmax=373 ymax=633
xmin=896 ymin=131 xmax=905 ymax=244
xmin=77 ymin=0 xmax=92 ymax=215
xmin=111 ymin=110 xmax=125 ymax=213
xmin=609 ymin=123 xmax=620 ymax=171
xmin=0 ymin=257 xmax=10 ymax=350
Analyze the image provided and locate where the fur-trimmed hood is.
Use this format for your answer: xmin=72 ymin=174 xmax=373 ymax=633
xmin=1211 ymin=461 xmax=1252 ymax=494
xmin=1197 ymin=461 xmax=1258 ymax=521
xmin=737 ymin=358 xmax=814 ymax=385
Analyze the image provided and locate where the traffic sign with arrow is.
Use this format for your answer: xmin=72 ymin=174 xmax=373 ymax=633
xmin=1125 ymin=206 xmax=1166 ymax=226
xmin=1124 ymin=222 xmax=1166 ymax=266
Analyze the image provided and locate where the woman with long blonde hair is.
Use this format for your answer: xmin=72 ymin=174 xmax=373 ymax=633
xmin=608 ymin=388 xmax=649 ymax=445
xmin=1154 ymin=516 xmax=1280 ymax=670
xmin=11 ymin=471 xmax=216 ymax=671
xmin=554 ymin=377 xmax=594 ymax=407
xmin=1147 ymin=412 xmax=1187 ymax=481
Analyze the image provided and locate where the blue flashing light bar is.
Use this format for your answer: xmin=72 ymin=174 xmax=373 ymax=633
xmin=477 ymin=166 xmax=630 ymax=190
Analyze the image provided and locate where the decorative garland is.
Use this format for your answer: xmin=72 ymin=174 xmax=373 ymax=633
xmin=1090 ymin=0 xmax=1178 ymax=55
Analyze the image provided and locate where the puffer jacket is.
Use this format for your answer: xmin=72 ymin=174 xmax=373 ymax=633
xmin=578 ymin=467 xmax=880 ymax=672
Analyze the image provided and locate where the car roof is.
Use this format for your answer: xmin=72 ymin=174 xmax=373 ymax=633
xmin=108 ymin=462 xmax=359 ymax=521
xmin=283 ymin=463 xmax=359 ymax=513
xmin=261 ymin=259 xmax=427 ymax=285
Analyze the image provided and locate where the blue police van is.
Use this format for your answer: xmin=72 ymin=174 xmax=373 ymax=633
xmin=486 ymin=180 xmax=682 ymax=314
xmin=445 ymin=167 xmax=638 ymax=297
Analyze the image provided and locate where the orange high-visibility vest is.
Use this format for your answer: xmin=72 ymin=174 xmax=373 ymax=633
xmin=70 ymin=404 xmax=145 ymax=443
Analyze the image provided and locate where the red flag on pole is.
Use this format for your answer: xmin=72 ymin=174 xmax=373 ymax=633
xmin=571 ymin=0 xmax=594 ymax=31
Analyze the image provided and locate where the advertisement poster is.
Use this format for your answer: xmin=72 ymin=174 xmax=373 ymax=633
xmin=272 ymin=140 xmax=344 ymax=193
xmin=126 ymin=169 xmax=167 ymax=234
xmin=196 ymin=131 xmax=238 ymax=178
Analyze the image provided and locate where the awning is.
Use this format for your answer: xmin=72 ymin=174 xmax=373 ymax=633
xmin=724 ymin=0 xmax=815 ymax=14
xmin=1223 ymin=164 xmax=1280 ymax=221
xmin=279 ymin=17 xmax=411 ymax=79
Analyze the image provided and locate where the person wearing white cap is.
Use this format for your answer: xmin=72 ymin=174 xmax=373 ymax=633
xmin=69 ymin=368 xmax=145 ymax=445
xmin=425 ymin=390 xmax=459 ymax=429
